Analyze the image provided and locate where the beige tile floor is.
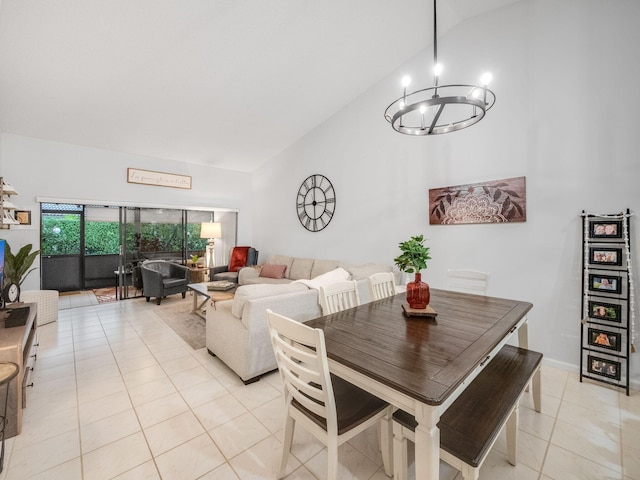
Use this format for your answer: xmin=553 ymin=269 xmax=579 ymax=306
xmin=1 ymin=291 xmax=639 ymax=479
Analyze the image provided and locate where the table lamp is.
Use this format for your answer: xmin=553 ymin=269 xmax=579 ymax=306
xmin=200 ymin=221 xmax=222 ymax=269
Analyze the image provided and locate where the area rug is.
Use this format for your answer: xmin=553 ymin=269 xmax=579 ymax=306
xmin=155 ymin=299 xmax=206 ymax=350
xmin=93 ymin=287 xmax=117 ymax=304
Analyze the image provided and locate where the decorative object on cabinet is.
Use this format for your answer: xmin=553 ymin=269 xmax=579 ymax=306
xmin=580 ymin=209 xmax=634 ymax=395
xmin=0 ymin=178 xmax=19 ymax=229
xmin=296 ymin=174 xmax=336 ymax=232
xmin=429 ymin=176 xmax=526 ymax=225
xmin=3 ymin=243 xmax=40 ymax=294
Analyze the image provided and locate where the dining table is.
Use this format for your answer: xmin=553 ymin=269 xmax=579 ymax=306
xmin=305 ymin=288 xmax=533 ymax=480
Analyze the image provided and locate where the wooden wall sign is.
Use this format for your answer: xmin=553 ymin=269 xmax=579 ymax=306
xmin=429 ymin=176 xmax=526 ymax=225
xmin=127 ymin=168 xmax=192 ymax=190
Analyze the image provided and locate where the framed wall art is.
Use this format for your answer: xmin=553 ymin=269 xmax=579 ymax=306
xmin=588 ymin=273 xmax=622 ymax=295
xmin=589 ymin=246 xmax=623 ymax=267
xmin=589 ymin=219 xmax=622 ymax=239
xmin=127 ymin=168 xmax=192 ymax=190
xmin=588 ymin=300 xmax=623 ymax=324
xmin=429 ymin=176 xmax=526 ymax=225
xmin=586 ymin=354 xmax=622 ymax=381
xmin=586 ymin=327 xmax=622 ymax=352
xmin=580 ymin=209 xmax=632 ymax=395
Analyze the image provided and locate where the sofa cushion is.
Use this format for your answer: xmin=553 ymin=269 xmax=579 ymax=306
xmin=231 ymin=283 xmax=309 ymax=318
xmin=289 ymin=258 xmax=314 ymax=280
xmin=343 ymin=263 xmax=393 ymax=280
xmin=311 ymin=259 xmax=341 ymax=279
xmin=267 ymin=255 xmax=294 ymax=273
xmin=294 ymin=267 xmax=350 ymax=290
xmin=260 ymin=264 xmax=287 ymax=279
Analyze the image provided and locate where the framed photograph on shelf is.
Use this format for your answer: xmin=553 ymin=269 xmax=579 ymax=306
xmin=588 ymin=300 xmax=623 ymax=324
xmin=589 ymin=219 xmax=623 ymax=239
xmin=589 ymin=247 xmax=623 ymax=267
xmin=586 ymin=354 xmax=622 ymax=381
xmin=587 ymin=327 xmax=622 ymax=352
xmin=588 ymin=273 xmax=622 ymax=295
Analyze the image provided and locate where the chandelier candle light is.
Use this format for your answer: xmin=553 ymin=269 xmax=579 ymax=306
xmin=384 ymin=0 xmax=496 ymax=135
xmin=200 ymin=221 xmax=222 ymax=269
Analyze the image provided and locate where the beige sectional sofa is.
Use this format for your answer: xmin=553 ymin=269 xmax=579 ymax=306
xmin=238 ymin=254 xmax=341 ymax=285
xmin=206 ymin=255 xmax=395 ymax=383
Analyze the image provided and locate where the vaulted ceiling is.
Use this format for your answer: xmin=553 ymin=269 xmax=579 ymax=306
xmin=0 ymin=0 xmax=520 ymax=172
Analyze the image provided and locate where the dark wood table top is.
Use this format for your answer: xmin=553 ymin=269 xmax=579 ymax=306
xmin=305 ymin=288 xmax=532 ymax=406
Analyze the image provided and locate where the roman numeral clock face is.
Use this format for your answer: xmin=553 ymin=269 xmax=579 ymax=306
xmin=296 ymin=174 xmax=336 ymax=232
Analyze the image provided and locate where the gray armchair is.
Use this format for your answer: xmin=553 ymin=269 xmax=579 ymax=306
xmin=211 ymin=246 xmax=259 ymax=283
xmin=141 ymin=260 xmax=190 ymax=305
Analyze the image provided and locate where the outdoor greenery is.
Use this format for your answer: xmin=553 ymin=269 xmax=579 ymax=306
xmin=41 ymin=215 xmax=208 ymax=256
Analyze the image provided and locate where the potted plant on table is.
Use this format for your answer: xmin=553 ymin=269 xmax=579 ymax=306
xmin=394 ymin=234 xmax=432 ymax=309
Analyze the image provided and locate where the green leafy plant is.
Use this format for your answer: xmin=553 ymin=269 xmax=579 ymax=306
xmin=191 ymin=254 xmax=199 ymax=264
xmin=394 ymin=234 xmax=432 ymax=274
xmin=4 ymin=242 xmax=41 ymax=286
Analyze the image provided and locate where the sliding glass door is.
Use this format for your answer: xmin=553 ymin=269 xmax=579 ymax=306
xmin=40 ymin=202 xmax=238 ymax=294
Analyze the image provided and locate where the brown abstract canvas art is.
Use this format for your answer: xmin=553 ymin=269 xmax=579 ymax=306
xmin=429 ymin=176 xmax=526 ymax=225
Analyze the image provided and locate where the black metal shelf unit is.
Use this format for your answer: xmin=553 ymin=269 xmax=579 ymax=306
xmin=580 ymin=209 xmax=633 ymax=396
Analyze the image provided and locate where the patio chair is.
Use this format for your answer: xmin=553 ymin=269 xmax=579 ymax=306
xmin=140 ymin=260 xmax=190 ymax=305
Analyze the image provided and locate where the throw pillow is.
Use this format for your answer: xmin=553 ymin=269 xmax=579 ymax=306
xmin=229 ymin=246 xmax=251 ymax=272
xmin=259 ymin=264 xmax=287 ymax=279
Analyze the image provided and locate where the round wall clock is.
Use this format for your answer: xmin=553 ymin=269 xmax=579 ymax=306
xmin=296 ymin=174 xmax=336 ymax=232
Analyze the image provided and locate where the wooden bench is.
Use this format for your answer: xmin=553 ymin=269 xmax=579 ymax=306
xmin=392 ymin=344 xmax=543 ymax=480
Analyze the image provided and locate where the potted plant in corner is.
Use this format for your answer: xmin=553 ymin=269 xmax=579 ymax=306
xmin=394 ymin=234 xmax=432 ymax=309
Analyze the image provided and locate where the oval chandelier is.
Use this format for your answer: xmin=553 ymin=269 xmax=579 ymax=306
xmin=384 ymin=0 xmax=496 ymax=136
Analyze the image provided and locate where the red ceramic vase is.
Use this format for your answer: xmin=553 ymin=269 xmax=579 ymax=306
xmin=406 ymin=272 xmax=430 ymax=309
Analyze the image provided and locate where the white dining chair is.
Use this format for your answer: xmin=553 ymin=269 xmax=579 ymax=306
xmin=368 ymin=272 xmax=397 ymax=301
xmin=446 ymin=269 xmax=489 ymax=295
xmin=266 ymin=309 xmax=393 ymax=479
xmin=319 ymin=280 xmax=360 ymax=315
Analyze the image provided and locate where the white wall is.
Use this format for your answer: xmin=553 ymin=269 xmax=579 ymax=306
xmin=0 ymin=133 xmax=253 ymax=290
xmin=252 ymin=0 xmax=640 ymax=384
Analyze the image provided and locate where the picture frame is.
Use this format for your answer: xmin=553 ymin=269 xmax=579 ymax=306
xmin=588 ymin=273 xmax=622 ymax=295
xmin=588 ymin=300 xmax=622 ymax=324
xmin=589 ymin=247 xmax=623 ymax=266
xmin=589 ymin=219 xmax=622 ymax=239
xmin=587 ymin=327 xmax=621 ymax=352
xmin=587 ymin=354 xmax=621 ymax=381
xmin=14 ymin=210 xmax=32 ymax=226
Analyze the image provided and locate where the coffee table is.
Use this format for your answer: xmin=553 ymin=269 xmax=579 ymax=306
xmin=187 ymin=282 xmax=237 ymax=319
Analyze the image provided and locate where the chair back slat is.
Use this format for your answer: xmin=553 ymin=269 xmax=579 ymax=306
xmin=368 ymin=272 xmax=397 ymax=300
xmin=319 ymin=280 xmax=360 ymax=315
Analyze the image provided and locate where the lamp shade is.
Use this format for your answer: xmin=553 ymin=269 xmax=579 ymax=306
xmin=200 ymin=221 xmax=222 ymax=239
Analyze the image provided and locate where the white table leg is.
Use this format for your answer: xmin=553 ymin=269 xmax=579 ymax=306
xmin=413 ymin=403 xmax=440 ymax=480
xmin=518 ymin=318 xmax=529 ymax=349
